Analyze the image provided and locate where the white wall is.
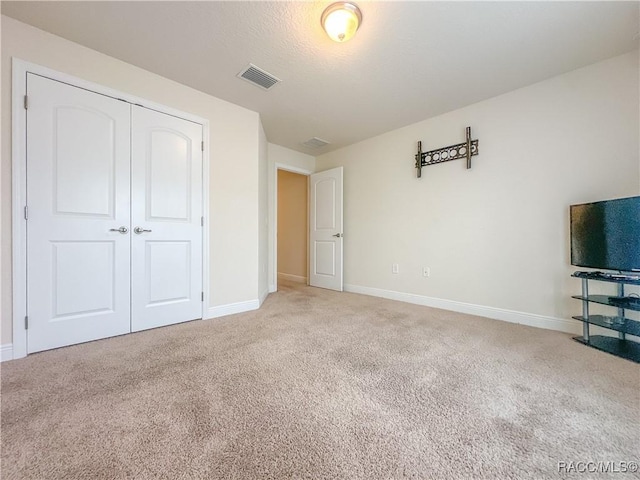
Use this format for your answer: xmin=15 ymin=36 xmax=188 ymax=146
xmin=316 ymin=51 xmax=639 ymax=330
xmin=258 ymin=121 xmax=269 ymax=303
xmin=267 ymin=143 xmax=315 ymax=291
xmin=1 ymin=16 xmax=262 ymax=345
xmin=0 ymin=17 xmax=4 ymax=356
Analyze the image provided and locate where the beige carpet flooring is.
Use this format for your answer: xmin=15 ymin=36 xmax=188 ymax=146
xmin=1 ymin=281 xmax=639 ymax=479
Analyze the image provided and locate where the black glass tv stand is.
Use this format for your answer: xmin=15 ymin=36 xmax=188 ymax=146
xmin=571 ymin=272 xmax=640 ymax=363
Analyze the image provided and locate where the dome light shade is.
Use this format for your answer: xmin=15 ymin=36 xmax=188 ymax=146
xmin=321 ymin=2 xmax=362 ymax=43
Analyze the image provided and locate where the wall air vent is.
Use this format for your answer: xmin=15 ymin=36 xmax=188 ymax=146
xmin=303 ymin=137 xmax=330 ymax=149
xmin=237 ymin=64 xmax=281 ymax=90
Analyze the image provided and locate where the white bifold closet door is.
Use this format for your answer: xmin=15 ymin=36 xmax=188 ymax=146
xmin=26 ymin=74 xmax=132 ymax=353
xmin=130 ymin=106 xmax=203 ymax=332
xmin=26 ymin=74 xmax=203 ymax=354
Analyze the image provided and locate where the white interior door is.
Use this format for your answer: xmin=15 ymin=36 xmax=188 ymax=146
xmin=309 ymin=167 xmax=344 ymax=291
xmin=130 ymin=106 xmax=203 ymax=332
xmin=26 ymin=74 xmax=132 ymax=353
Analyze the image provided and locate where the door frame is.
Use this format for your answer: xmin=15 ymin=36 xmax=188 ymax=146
xmin=271 ymin=163 xmax=313 ymax=292
xmin=11 ymin=58 xmax=211 ymax=359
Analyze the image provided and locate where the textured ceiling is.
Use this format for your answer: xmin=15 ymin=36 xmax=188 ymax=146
xmin=2 ymin=1 xmax=638 ymax=155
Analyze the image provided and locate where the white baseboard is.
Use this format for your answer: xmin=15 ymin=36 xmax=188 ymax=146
xmin=1 ymin=344 xmax=14 ymax=362
xmin=344 ymin=284 xmax=582 ymax=335
xmin=259 ymin=288 xmax=270 ymax=306
xmin=207 ymin=299 xmax=260 ymax=319
xmin=268 ymin=284 xmax=277 ymax=293
xmin=277 ymin=273 xmax=307 ymax=284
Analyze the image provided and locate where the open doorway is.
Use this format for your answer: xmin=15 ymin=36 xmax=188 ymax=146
xmin=276 ymin=170 xmax=309 ymax=286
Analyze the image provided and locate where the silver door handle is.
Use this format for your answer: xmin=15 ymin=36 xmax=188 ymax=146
xmin=332 ymin=233 xmax=343 ymax=238
xmin=109 ymin=226 xmax=129 ymax=234
xmin=134 ymin=227 xmax=152 ymax=234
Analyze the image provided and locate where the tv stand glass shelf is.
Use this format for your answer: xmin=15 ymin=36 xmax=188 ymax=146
xmin=571 ymin=272 xmax=640 ymax=363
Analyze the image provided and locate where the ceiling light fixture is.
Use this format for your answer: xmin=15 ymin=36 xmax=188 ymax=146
xmin=321 ymin=2 xmax=362 ymax=43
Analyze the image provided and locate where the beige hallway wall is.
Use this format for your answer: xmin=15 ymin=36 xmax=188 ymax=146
xmin=277 ymin=170 xmax=308 ymax=281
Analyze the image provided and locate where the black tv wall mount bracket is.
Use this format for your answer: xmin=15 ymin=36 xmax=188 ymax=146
xmin=415 ymin=126 xmax=479 ymax=178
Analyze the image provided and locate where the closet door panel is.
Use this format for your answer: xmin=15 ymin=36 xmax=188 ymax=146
xmin=26 ymin=74 xmax=131 ymax=353
xmin=130 ymin=106 xmax=203 ymax=331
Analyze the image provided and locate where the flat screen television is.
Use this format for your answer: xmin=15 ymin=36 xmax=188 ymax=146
xmin=570 ymin=196 xmax=640 ymax=272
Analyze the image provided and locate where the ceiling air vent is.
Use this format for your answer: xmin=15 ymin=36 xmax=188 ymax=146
xmin=303 ymin=137 xmax=330 ymax=149
xmin=237 ymin=64 xmax=281 ymax=90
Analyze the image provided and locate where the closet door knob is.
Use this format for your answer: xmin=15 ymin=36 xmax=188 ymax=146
xmin=109 ymin=226 xmax=129 ymax=234
xmin=134 ymin=227 xmax=152 ymax=234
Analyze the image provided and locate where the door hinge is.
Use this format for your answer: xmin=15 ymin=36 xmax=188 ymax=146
xmin=24 ymin=316 xmax=29 ymax=330
xmin=24 ymin=206 xmax=28 ymax=220
xmin=201 ymin=141 xmax=204 ymax=152
xmin=201 ymin=216 xmax=204 ymax=227
xmin=201 ymin=292 xmax=204 ymax=302
xmin=24 ymin=95 xmax=29 ymax=110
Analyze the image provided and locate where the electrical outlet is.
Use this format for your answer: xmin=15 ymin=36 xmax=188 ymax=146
xmin=423 ymin=267 xmax=430 ymax=277
xmin=392 ymin=263 xmax=399 ymax=274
